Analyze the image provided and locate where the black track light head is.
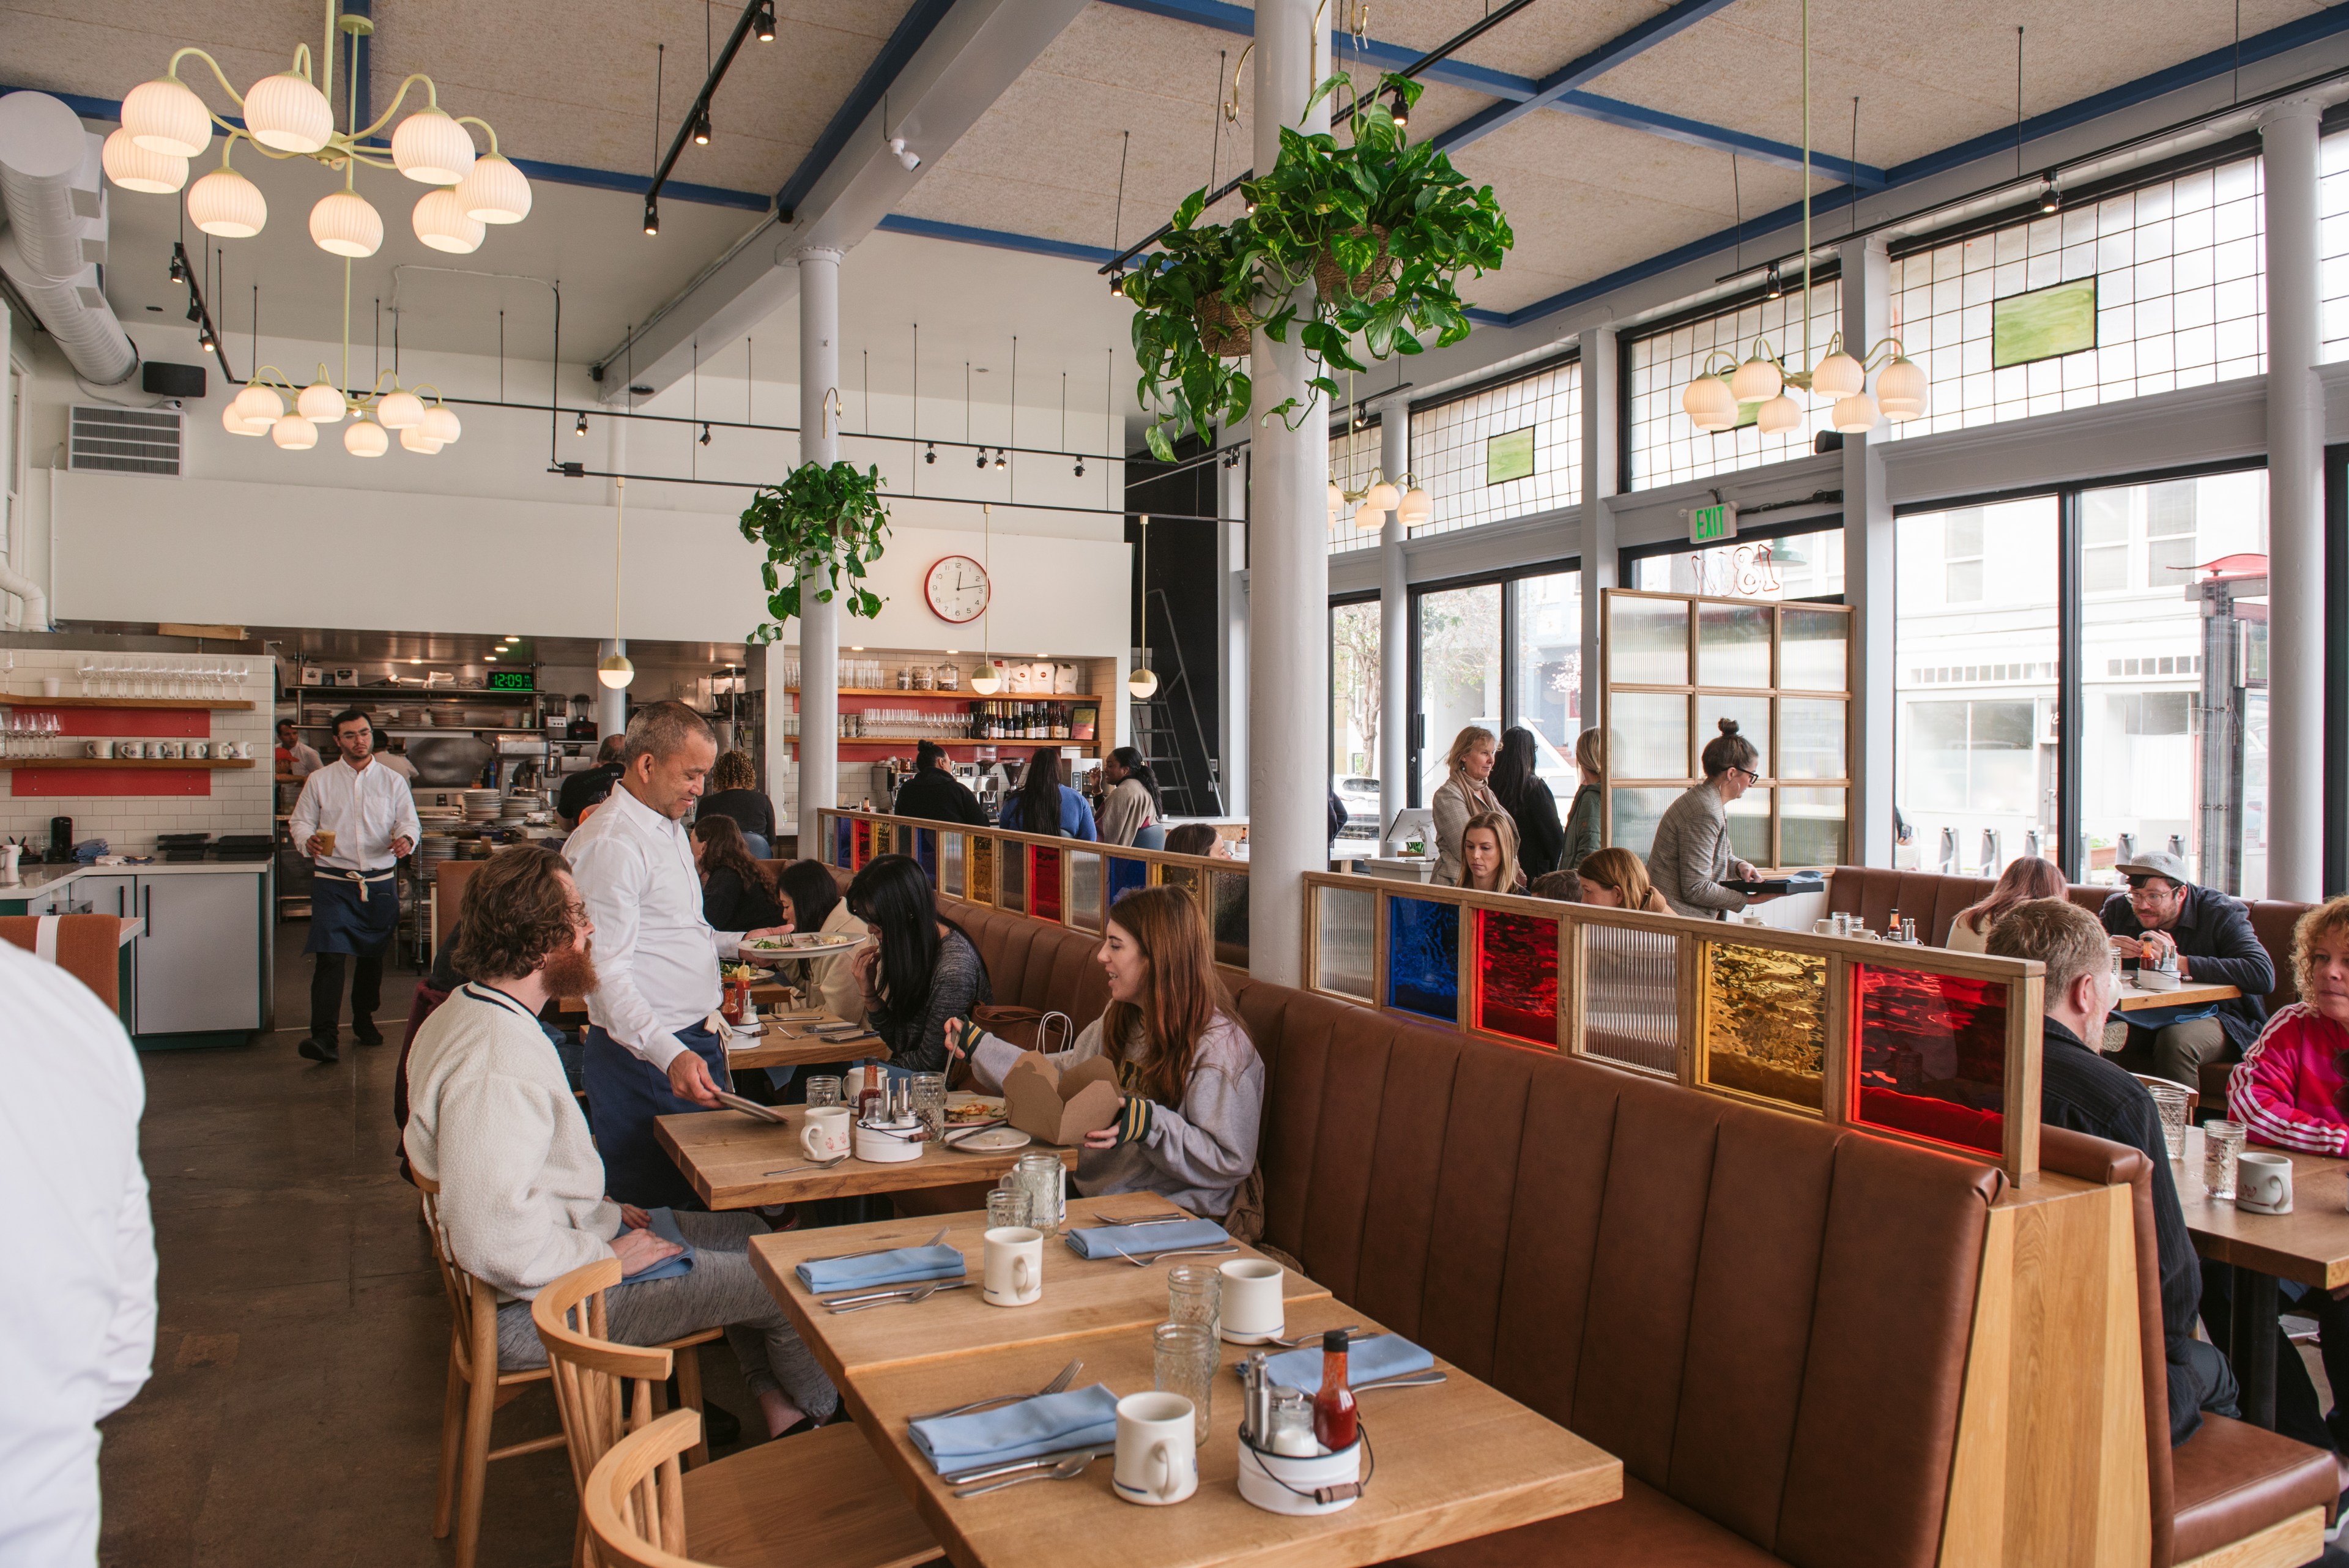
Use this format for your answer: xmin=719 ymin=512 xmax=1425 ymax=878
xmin=1109 ymin=270 xmax=1124 ymax=297
xmin=643 ymin=199 xmax=660 ymax=236
xmin=1764 ymin=261 xmax=1783 ymax=300
xmin=994 ymin=451 xmax=1007 ymax=471
xmin=692 ymin=109 xmax=711 ymax=147
xmin=699 ymin=422 xmax=711 ymax=446
xmin=2037 ymin=169 xmax=2061 ymax=214
xmin=1387 ymin=87 xmax=1409 ymax=127
xmin=975 ymin=449 xmax=987 ymax=469
xmin=754 ymin=1 xmax=776 ymax=41
xmin=185 ymin=298 xmax=202 ymax=324
xmin=924 ymin=442 xmax=937 ymax=464
xmin=198 ymin=327 xmax=216 ymax=353
xmin=1074 ymin=457 xmax=1086 ymax=478
xmin=574 ymin=411 xmax=589 ymax=436
xmin=168 ymin=253 xmax=186 ymax=283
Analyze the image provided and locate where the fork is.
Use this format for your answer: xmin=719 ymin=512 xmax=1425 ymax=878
xmin=761 ymin=1154 xmax=851 ymax=1176
xmin=1119 ymin=1243 xmax=1240 ymax=1268
xmin=911 ymin=1358 xmax=1083 ymax=1424
xmin=798 ymin=1227 xmax=949 ymax=1267
xmin=1089 ymin=1211 xmax=1196 ymax=1227
xmin=1355 ymin=1369 xmax=1448 ymax=1392
xmin=826 ymin=1280 xmax=971 ymax=1313
xmin=953 ymin=1454 xmax=1095 ymax=1498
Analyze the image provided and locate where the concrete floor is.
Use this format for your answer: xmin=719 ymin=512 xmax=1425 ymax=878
xmin=97 ymin=924 xmax=757 ymax=1567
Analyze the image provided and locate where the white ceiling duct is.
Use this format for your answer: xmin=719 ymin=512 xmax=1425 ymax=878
xmin=0 ymin=90 xmax=137 ymax=386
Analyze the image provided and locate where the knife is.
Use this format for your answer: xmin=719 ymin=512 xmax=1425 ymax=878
xmin=818 ymin=1279 xmax=968 ymax=1309
xmin=937 ymin=1445 xmax=1114 ymax=1487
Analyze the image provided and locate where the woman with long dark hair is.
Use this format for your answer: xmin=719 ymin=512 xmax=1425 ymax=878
xmin=774 ymin=858 xmax=869 ymax=1022
xmin=1096 ymin=745 xmax=1163 ymax=846
xmin=1489 ymin=727 xmax=1564 ymax=878
xmin=691 ymin=814 xmax=785 ymax=932
xmin=996 ymin=745 xmax=1097 ymax=840
xmin=1945 ymin=857 xmax=2067 ymax=952
xmin=846 ymin=854 xmax=991 ymax=1072
xmin=947 ymin=886 xmax=1261 ymax=1217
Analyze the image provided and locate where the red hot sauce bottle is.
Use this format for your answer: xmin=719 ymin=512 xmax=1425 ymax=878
xmin=1313 ymin=1329 xmax=1358 ymax=1451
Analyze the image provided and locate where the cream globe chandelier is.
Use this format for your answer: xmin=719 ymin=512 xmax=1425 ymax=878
xmin=1677 ymin=0 xmax=1928 ymax=440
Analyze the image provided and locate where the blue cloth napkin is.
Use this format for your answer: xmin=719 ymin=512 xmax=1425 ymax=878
xmin=1061 ymin=1217 xmax=1228 ymax=1260
xmin=795 ymin=1244 xmax=967 ymax=1295
xmin=616 ymin=1207 xmax=696 ymax=1285
xmin=1264 ymin=1332 xmax=1434 ymax=1391
xmin=909 ymin=1384 xmax=1121 ymax=1474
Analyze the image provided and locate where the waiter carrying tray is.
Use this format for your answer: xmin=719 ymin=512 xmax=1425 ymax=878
xmin=291 ymin=708 xmax=420 ymax=1063
xmin=565 ymin=701 xmax=790 ymax=1208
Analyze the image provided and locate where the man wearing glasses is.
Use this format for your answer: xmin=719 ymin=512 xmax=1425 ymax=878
xmin=2099 ymin=849 xmax=2274 ymax=1088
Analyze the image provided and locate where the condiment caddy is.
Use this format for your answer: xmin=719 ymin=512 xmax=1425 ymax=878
xmin=1233 ymin=1331 xmax=1369 ymax=1515
xmin=852 ymin=1077 xmax=927 ymax=1164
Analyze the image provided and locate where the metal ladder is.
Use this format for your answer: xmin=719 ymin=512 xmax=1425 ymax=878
xmin=1136 ymin=588 xmax=1225 ymax=817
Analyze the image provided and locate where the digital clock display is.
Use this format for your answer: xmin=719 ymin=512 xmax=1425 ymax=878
xmin=487 ymin=669 xmax=535 ymax=691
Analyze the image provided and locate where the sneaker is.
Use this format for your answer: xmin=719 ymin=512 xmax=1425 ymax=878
xmin=297 ymin=1037 xmax=340 ymax=1063
xmin=352 ymin=1019 xmax=384 ymax=1047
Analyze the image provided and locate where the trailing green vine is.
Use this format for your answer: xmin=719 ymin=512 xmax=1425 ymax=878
xmin=738 ymin=460 xmax=889 ymax=642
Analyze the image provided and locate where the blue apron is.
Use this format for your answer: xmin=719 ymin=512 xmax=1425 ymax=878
xmin=584 ymin=1020 xmax=730 ymax=1210
xmin=305 ymin=868 xmax=399 ymax=956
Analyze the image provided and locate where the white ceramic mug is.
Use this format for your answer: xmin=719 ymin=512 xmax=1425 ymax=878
xmin=1113 ymin=1392 xmax=1198 ymax=1506
xmin=1218 ymin=1258 xmax=1285 ymax=1343
xmin=154 ymin=741 xmax=181 ymax=759
xmin=119 ymin=740 xmax=144 ymax=759
xmin=2237 ymin=1151 xmax=2295 ymax=1214
xmin=84 ymin=739 xmax=114 ymax=759
xmin=187 ymin=741 xmax=209 ymax=760
xmin=800 ymin=1105 xmax=852 ymax=1162
xmin=40 ymin=676 xmax=61 ymax=697
xmin=982 ymin=1225 xmax=1042 ymax=1307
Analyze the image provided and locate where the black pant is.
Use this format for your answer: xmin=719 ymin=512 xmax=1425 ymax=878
xmin=310 ymin=949 xmax=384 ymax=1041
xmin=2205 ymin=1259 xmax=2349 ymax=1452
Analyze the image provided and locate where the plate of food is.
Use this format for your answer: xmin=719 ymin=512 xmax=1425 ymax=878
xmin=944 ymin=1093 xmax=1007 ymax=1131
xmin=946 ymin=1126 xmax=1031 ymax=1153
xmin=742 ymin=932 xmax=865 ymax=959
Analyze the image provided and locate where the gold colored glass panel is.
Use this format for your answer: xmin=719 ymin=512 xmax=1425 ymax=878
xmin=969 ymin=834 xmax=995 ymax=905
xmin=1700 ymin=941 xmax=1827 ymax=1111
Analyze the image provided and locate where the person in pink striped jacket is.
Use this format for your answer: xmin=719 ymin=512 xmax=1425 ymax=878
xmin=2224 ymin=894 xmax=2349 ymax=1468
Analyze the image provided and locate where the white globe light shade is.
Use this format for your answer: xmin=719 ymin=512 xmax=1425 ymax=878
xmin=1352 ymin=500 xmax=1381 ymax=532
xmin=270 ymin=414 xmax=318 ymax=450
xmin=102 ymin=128 xmax=187 ymax=194
xmin=1810 ymin=350 xmax=1866 ymax=399
xmin=297 ymin=379 xmax=346 ymax=423
xmin=969 ymin=664 xmax=1001 ymax=695
xmin=243 ymin=70 xmax=333 ymax=153
xmin=343 ymin=418 xmax=388 ymax=456
xmin=399 ymin=426 xmax=445 ymax=454
xmin=1729 ymin=354 xmax=1783 ymax=404
xmin=393 ymin=108 xmax=477 ymax=185
xmin=308 ymin=190 xmax=382 ymax=258
xmin=377 ymin=390 xmax=426 ymax=429
xmin=1325 ymin=482 xmax=1343 ymax=522
xmin=124 ymin=76 xmax=212 ymax=157
xmin=1831 ymin=391 xmax=1881 ymax=434
xmin=221 ymin=403 xmax=268 ymax=436
xmin=454 ymin=153 xmax=532 ymax=223
xmin=1754 ymin=393 xmax=1802 ymax=435
xmin=1681 ymin=374 xmax=1740 ymax=433
xmin=412 ymin=188 xmax=484 ymax=254
xmin=1128 ymin=667 xmax=1160 ymax=699
xmin=232 ymin=383 xmax=283 ymax=423
xmin=1876 ymin=355 xmax=1929 ymax=421
xmin=1398 ymin=487 xmax=1433 ymax=527
xmin=1364 ymin=480 xmax=1401 ymax=511
xmin=420 ymin=404 xmax=462 ymax=444
xmin=596 ymin=653 xmax=636 ymax=689
xmin=187 ymin=168 xmax=266 ymax=238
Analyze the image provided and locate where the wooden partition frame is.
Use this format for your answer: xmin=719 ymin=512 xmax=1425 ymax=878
xmin=1302 ymin=872 xmax=2046 ymax=1180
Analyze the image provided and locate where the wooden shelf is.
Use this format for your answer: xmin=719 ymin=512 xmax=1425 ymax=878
xmin=786 ymin=689 xmax=1102 ymax=701
xmin=795 ymin=740 xmax=1100 ymax=753
xmin=2 ymin=696 xmax=259 ymax=711
xmin=0 ymin=757 xmax=258 ymax=770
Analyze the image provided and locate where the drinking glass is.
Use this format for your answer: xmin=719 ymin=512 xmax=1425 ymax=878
xmin=2205 ymin=1120 xmax=2247 ymax=1200
xmin=1167 ymin=1263 xmax=1222 ymax=1343
xmin=804 ymin=1075 xmax=842 ymax=1109
xmin=76 ymin=658 xmax=94 ymax=696
xmin=1154 ymin=1323 xmax=1217 ymax=1444
xmin=1013 ymin=1151 xmax=1066 ymax=1236
xmin=909 ymin=1072 xmax=948 ymax=1142
xmin=2145 ymin=1081 xmax=2191 ymax=1161
xmin=985 ymin=1187 xmax=1031 ymax=1230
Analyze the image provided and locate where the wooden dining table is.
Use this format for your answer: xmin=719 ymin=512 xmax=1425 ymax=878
xmin=2175 ymin=1124 xmax=2349 ymax=1429
xmin=655 ymin=1102 xmax=1077 ymax=1209
xmin=752 ymin=1203 xmax=1622 ymax=1568
xmin=2114 ymin=978 xmax=2241 ymax=1012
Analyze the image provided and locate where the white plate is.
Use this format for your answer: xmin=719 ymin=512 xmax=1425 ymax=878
xmin=743 ymin=935 xmax=864 ymax=958
xmin=948 ymin=1127 xmax=1031 ymax=1153
xmin=944 ymin=1092 xmax=1008 ymax=1130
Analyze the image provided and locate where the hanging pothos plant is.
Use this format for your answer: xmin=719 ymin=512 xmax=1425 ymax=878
xmin=738 ymin=460 xmax=889 ymax=643
xmin=1124 ymin=73 xmax=1513 ymax=461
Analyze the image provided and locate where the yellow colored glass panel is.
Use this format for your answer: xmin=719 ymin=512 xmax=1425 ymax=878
xmin=1700 ymin=941 xmax=1826 ymax=1111
xmin=969 ymin=834 xmax=995 ymax=905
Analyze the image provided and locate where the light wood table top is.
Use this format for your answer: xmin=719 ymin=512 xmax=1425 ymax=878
xmin=2176 ymin=1126 xmax=2349 ymax=1290
xmin=834 ymin=1294 xmax=1620 ymax=1568
xmin=751 ymin=1197 xmax=1331 ymax=1377
xmin=724 ymin=1017 xmax=889 ymax=1072
xmin=656 ymin=1103 xmax=1077 ymax=1209
xmin=2115 ymin=978 xmax=2241 ymax=1012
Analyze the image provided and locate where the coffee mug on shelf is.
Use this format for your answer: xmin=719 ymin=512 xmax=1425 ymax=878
xmin=84 ymin=740 xmax=114 ymax=759
xmin=154 ymin=741 xmax=182 ymax=759
xmin=119 ymin=740 xmax=144 ymax=759
xmin=2236 ymin=1151 xmax=2295 ymax=1214
xmin=1113 ymin=1391 xmax=1198 ymax=1506
xmin=1217 ymin=1258 xmax=1285 ymax=1344
xmin=187 ymin=741 xmax=210 ymax=760
xmin=982 ymin=1225 xmax=1043 ymax=1307
xmin=800 ymin=1105 xmax=852 ymax=1162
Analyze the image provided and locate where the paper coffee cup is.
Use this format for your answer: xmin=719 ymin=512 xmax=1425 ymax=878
xmin=315 ymin=829 xmax=338 ymax=856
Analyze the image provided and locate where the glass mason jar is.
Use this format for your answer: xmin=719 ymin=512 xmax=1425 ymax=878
xmin=1167 ymin=1262 xmax=1222 ymax=1343
xmin=1153 ymin=1322 xmax=1216 ymax=1444
xmin=986 ymin=1185 xmax=1032 ymax=1230
xmin=1013 ymin=1151 xmax=1066 ymax=1235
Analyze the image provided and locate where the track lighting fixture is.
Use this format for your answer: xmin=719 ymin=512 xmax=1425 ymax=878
xmin=975 ymin=448 xmax=987 ymax=469
xmin=994 ymin=450 xmax=1007 ymax=472
xmin=888 ymin=137 xmax=919 ymax=172
xmin=924 ymin=442 xmax=937 ymax=464
xmin=699 ymin=422 xmax=711 ymax=446
xmin=574 ymin=411 xmax=589 ymax=436
xmin=1074 ymin=456 xmax=1086 ymax=478
xmin=2036 ymin=169 xmax=2061 ymax=214
xmin=643 ymin=198 xmax=659 ymax=236
xmin=185 ymin=297 xmax=202 ymax=324
xmin=1764 ymin=261 xmax=1783 ymax=300
xmin=754 ymin=1 xmax=776 ymax=41
xmin=199 ymin=326 xmax=217 ymax=353
xmin=692 ymin=109 xmax=711 ymax=147
xmin=1386 ymin=87 xmax=1409 ymax=127
xmin=1109 ymin=270 xmax=1124 ymax=297
xmin=168 ymin=253 xmax=186 ymax=283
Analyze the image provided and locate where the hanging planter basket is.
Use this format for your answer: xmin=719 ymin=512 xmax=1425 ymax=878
xmin=1195 ymin=295 xmax=1257 ymax=359
xmin=1314 ymin=226 xmax=1397 ymax=307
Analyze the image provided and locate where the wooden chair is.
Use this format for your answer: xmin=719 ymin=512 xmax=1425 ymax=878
xmin=582 ymin=1406 xmax=939 ymax=1568
xmin=416 ymin=1176 xmax=719 ymax=1568
xmin=2131 ymin=1071 xmax=2202 ymax=1119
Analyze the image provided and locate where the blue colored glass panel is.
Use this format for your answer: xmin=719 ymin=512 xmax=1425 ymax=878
xmin=1386 ymin=896 xmax=1460 ymax=1024
xmin=834 ymin=816 xmax=852 ymax=868
xmin=915 ymin=828 xmax=938 ymax=883
xmin=1106 ymin=854 xmax=1149 ymax=909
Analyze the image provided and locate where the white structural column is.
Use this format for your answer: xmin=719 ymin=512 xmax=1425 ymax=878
xmin=1840 ymin=235 xmax=1896 ymax=869
xmin=1217 ymin=445 xmax=1249 ymax=817
xmin=1577 ymin=327 xmax=1619 ymax=734
xmin=1377 ymin=396 xmax=1410 ymax=849
xmin=596 ymin=639 xmax=628 ymax=739
xmin=796 ymin=247 xmax=844 ymax=853
xmin=2263 ymin=103 xmax=2323 ymax=901
xmin=1245 ymin=0 xmax=1332 ymax=984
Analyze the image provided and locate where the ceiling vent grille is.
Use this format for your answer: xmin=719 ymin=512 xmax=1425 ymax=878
xmin=69 ymin=404 xmax=182 ymax=477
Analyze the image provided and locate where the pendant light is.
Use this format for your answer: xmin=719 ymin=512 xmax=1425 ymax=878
xmin=101 ymin=128 xmax=187 ymax=194
xmin=1127 ymin=513 xmax=1160 ymax=699
xmin=343 ymin=417 xmax=387 ymax=456
xmin=122 ymin=76 xmax=212 ymax=157
xmin=243 ymin=69 xmax=333 ymax=153
xmin=598 ymin=477 xmax=636 ymax=689
xmin=969 ymin=502 xmax=1001 ymax=694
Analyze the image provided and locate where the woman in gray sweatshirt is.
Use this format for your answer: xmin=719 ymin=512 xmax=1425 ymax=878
xmin=948 ymin=886 xmax=1262 ymax=1218
xmin=1646 ymin=718 xmax=1768 ymax=918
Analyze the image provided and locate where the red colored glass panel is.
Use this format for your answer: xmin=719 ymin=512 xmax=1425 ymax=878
xmin=1849 ymin=965 xmax=2009 ymax=1157
xmin=1031 ymin=845 xmax=1063 ymax=922
xmin=853 ymin=819 xmax=872 ymax=869
xmin=1474 ymin=910 xmax=1559 ymax=1048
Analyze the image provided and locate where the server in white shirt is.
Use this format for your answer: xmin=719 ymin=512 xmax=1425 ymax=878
xmin=289 ymin=708 xmax=421 ymax=1063
xmin=565 ymin=702 xmax=789 ymax=1207
xmin=0 ymin=938 xmax=157 ymax=1566
xmin=275 ymin=718 xmax=323 ymax=777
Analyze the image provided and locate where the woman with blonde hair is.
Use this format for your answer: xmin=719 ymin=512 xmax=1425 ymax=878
xmin=1458 ymin=810 xmax=1526 ymax=894
xmin=1576 ymin=847 xmax=1671 ymax=913
xmin=1945 ymin=856 xmax=2068 ymax=952
xmin=1562 ymin=728 xmax=1605 ymax=874
xmin=946 ymin=887 xmax=1262 ymax=1216
xmin=1431 ymin=724 xmax=1500 ymax=886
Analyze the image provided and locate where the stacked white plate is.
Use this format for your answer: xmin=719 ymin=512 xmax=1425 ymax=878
xmin=461 ymin=789 xmax=502 ymax=823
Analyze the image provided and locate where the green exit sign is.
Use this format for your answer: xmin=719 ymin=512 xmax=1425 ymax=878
xmin=1689 ymin=501 xmax=1737 ymax=544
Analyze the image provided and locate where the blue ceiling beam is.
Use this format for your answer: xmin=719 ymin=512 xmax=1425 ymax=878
xmin=774 ymin=0 xmax=959 ymax=217
xmin=1428 ymin=0 xmax=1743 ymax=151
xmin=876 ymin=214 xmax=1120 ymax=264
xmin=1557 ymin=91 xmax=1884 ymax=187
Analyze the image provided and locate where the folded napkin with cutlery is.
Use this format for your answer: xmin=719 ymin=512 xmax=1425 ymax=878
xmin=617 ymin=1207 xmax=696 ymax=1284
xmin=796 ymin=1244 xmax=967 ymax=1295
xmin=1062 ymin=1217 xmax=1228 ymax=1260
xmin=910 ymin=1384 xmax=1120 ymax=1474
xmin=1264 ymin=1332 xmax=1434 ymax=1391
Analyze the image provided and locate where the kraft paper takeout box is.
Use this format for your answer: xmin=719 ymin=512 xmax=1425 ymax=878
xmin=1000 ymin=1050 xmax=1123 ymax=1145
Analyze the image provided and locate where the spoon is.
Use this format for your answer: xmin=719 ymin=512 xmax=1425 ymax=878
xmin=762 ymin=1154 xmax=851 ymax=1176
xmin=954 ymin=1454 xmax=1094 ymax=1498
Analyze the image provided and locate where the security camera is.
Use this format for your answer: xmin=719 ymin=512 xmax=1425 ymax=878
xmin=889 ymin=137 xmax=920 ymax=172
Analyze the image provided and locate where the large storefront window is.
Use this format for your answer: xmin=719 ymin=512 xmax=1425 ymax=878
xmin=1330 ymin=598 xmax=1381 ymax=830
xmin=1510 ymin=571 xmax=1583 ymax=779
xmin=1405 ymin=564 xmax=1581 ymax=804
xmin=1415 ymin=582 xmax=1502 ymax=799
xmin=1630 ymin=524 xmax=1845 ymax=601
